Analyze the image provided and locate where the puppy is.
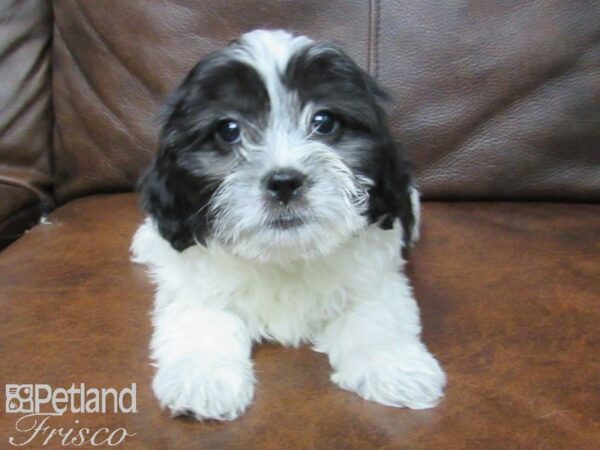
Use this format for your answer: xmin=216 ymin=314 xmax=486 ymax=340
xmin=132 ymin=29 xmax=445 ymax=421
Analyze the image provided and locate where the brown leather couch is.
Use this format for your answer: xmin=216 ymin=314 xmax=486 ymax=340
xmin=1 ymin=1 xmax=599 ymax=448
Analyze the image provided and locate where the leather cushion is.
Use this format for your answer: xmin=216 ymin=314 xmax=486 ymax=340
xmin=1 ymin=194 xmax=598 ymax=448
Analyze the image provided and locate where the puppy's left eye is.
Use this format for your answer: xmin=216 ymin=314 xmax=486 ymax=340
xmin=215 ymin=119 xmax=241 ymax=144
xmin=311 ymin=110 xmax=338 ymax=135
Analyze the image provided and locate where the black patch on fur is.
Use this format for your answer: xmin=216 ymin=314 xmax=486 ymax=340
xmin=284 ymin=44 xmax=417 ymax=245
xmin=139 ymin=52 xmax=269 ymax=251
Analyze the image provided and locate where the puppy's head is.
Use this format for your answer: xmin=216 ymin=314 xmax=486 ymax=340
xmin=141 ymin=30 xmax=417 ymax=263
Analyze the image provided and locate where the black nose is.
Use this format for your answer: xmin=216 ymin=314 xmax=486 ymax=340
xmin=264 ymin=169 xmax=307 ymax=205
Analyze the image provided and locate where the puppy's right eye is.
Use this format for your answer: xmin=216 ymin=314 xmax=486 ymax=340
xmin=215 ymin=119 xmax=241 ymax=144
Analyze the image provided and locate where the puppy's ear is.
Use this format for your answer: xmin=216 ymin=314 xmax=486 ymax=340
xmin=138 ymin=161 xmax=198 ymax=252
xmin=139 ymin=117 xmax=218 ymax=252
xmin=367 ymin=138 xmax=420 ymax=249
xmin=139 ymin=101 xmax=209 ymax=252
xmin=344 ymin=64 xmax=419 ymax=249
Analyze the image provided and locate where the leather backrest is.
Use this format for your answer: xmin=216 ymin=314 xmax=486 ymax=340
xmin=52 ymin=0 xmax=600 ymax=203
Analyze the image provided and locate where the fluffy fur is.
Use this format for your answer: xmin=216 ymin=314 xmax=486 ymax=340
xmin=132 ymin=29 xmax=445 ymax=421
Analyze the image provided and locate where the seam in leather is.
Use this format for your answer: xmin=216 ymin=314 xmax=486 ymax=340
xmin=367 ymin=0 xmax=373 ymax=74
xmin=373 ymin=0 xmax=381 ymax=79
xmin=48 ymin=6 xmax=57 ymax=210
xmin=0 ymin=176 xmax=53 ymax=211
xmin=367 ymin=0 xmax=381 ymax=77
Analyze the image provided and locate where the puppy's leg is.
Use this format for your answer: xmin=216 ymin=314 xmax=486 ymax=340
xmin=151 ymin=300 xmax=255 ymax=421
xmin=315 ymin=271 xmax=445 ymax=409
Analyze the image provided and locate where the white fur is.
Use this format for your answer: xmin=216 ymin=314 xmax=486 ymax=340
xmin=132 ymin=30 xmax=444 ymax=421
xmin=132 ymin=216 xmax=445 ymax=419
xmin=409 ymin=185 xmax=421 ymax=244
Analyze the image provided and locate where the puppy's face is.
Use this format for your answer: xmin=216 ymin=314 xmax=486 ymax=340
xmin=142 ymin=30 xmax=416 ymax=263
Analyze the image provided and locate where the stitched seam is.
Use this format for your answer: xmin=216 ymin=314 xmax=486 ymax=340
xmin=367 ymin=0 xmax=373 ymax=74
xmin=373 ymin=0 xmax=381 ymax=79
xmin=0 ymin=176 xmax=53 ymax=208
xmin=48 ymin=2 xmax=57 ymax=207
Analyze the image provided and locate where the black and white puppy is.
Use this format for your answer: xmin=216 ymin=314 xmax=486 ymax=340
xmin=132 ymin=29 xmax=445 ymax=421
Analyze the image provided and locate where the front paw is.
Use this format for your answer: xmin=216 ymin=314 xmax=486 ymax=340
xmin=331 ymin=345 xmax=446 ymax=409
xmin=153 ymin=356 xmax=255 ymax=421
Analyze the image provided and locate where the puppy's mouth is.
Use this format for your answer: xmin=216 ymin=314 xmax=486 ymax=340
xmin=269 ymin=215 xmax=305 ymax=230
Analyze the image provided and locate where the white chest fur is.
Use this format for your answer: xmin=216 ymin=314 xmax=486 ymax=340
xmin=132 ymin=219 xmax=404 ymax=346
